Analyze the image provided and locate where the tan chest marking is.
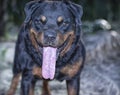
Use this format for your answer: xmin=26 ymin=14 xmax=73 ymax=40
xmin=32 ymin=66 xmax=42 ymax=78
xmin=60 ymin=59 xmax=82 ymax=78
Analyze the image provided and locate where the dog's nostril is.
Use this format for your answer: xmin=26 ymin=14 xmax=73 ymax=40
xmin=46 ymin=35 xmax=56 ymax=41
xmin=50 ymin=36 xmax=56 ymax=41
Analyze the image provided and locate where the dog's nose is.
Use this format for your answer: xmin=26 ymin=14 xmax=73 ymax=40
xmin=44 ymin=30 xmax=56 ymax=42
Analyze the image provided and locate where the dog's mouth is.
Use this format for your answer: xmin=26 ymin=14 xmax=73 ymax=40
xmin=31 ymin=28 xmax=71 ymax=80
xmin=34 ymin=34 xmax=70 ymax=80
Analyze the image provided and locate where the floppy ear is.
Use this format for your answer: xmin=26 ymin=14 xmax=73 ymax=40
xmin=24 ymin=1 xmax=41 ymax=24
xmin=68 ymin=2 xmax=83 ymax=26
xmin=67 ymin=2 xmax=83 ymax=40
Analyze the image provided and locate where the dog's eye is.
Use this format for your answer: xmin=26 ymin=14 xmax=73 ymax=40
xmin=63 ymin=22 xmax=69 ymax=26
xmin=34 ymin=19 xmax=40 ymax=24
xmin=40 ymin=15 xmax=47 ymax=25
xmin=57 ymin=16 xmax=64 ymax=26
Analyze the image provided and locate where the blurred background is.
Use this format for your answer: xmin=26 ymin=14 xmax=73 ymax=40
xmin=0 ymin=0 xmax=120 ymax=95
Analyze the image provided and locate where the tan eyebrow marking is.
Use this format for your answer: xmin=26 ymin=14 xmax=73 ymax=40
xmin=40 ymin=15 xmax=47 ymax=22
xmin=57 ymin=16 xmax=64 ymax=23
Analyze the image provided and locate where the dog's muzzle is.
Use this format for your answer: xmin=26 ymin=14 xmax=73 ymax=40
xmin=30 ymin=28 xmax=72 ymax=80
xmin=44 ymin=30 xmax=57 ymax=46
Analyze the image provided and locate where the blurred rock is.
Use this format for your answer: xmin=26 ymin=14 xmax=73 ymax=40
xmin=0 ymin=69 xmax=12 ymax=90
xmin=84 ymin=31 xmax=120 ymax=62
xmin=93 ymin=19 xmax=112 ymax=32
xmin=81 ymin=30 xmax=120 ymax=95
xmin=82 ymin=19 xmax=112 ymax=33
xmin=0 ymin=42 xmax=15 ymax=64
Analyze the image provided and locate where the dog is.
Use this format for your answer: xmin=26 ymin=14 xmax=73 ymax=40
xmin=7 ymin=0 xmax=85 ymax=95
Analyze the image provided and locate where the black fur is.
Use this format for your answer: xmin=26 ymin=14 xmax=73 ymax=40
xmin=12 ymin=0 xmax=85 ymax=95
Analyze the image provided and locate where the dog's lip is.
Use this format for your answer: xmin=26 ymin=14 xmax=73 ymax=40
xmin=58 ymin=35 xmax=70 ymax=52
xmin=35 ymin=35 xmax=70 ymax=58
xmin=36 ymin=41 xmax=59 ymax=59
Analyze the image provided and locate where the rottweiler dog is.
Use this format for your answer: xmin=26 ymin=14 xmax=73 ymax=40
xmin=7 ymin=0 xmax=85 ymax=95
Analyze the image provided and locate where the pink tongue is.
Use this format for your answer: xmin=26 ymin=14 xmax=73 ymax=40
xmin=42 ymin=47 xmax=57 ymax=79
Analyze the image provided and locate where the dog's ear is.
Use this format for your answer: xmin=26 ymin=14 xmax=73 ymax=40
xmin=66 ymin=2 xmax=83 ymax=42
xmin=24 ymin=1 xmax=41 ymax=24
xmin=68 ymin=2 xmax=83 ymax=25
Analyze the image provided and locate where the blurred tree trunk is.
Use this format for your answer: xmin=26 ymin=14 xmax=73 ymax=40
xmin=110 ymin=0 xmax=120 ymax=21
xmin=79 ymin=0 xmax=120 ymax=21
xmin=0 ymin=0 xmax=5 ymax=37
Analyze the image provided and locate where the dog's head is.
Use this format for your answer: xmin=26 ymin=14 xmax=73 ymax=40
xmin=24 ymin=0 xmax=83 ymax=79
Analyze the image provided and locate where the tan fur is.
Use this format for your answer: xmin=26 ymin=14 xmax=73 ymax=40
xmin=60 ymin=59 xmax=82 ymax=78
xmin=40 ymin=15 xmax=47 ymax=23
xmin=30 ymin=28 xmax=39 ymax=51
xmin=67 ymin=84 xmax=76 ymax=95
xmin=7 ymin=74 xmax=21 ymax=95
xmin=41 ymin=80 xmax=51 ymax=95
xmin=57 ymin=16 xmax=63 ymax=23
xmin=32 ymin=66 xmax=42 ymax=78
xmin=60 ymin=31 xmax=75 ymax=57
